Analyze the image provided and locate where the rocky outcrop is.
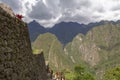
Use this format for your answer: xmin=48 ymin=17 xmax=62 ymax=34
xmin=0 ymin=4 xmax=47 ymax=80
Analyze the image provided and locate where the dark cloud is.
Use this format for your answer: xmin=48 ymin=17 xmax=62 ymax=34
xmin=18 ymin=0 xmax=120 ymax=27
xmin=75 ymin=16 xmax=91 ymax=23
xmin=97 ymin=7 xmax=105 ymax=13
xmin=111 ymin=5 xmax=120 ymax=11
xmin=59 ymin=13 xmax=92 ymax=24
xmin=114 ymin=13 xmax=120 ymax=17
xmin=1 ymin=0 xmax=120 ymax=27
xmin=25 ymin=2 xmax=30 ymax=10
xmin=78 ymin=0 xmax=91 ymax=8
xmin=0 ymin=0 xmax=22 ymax=12
xmin=34 ymin=0 xmax=92 ymax=22
xmin=44 ymin=0 xmax=60 ymax=16
xmin=60 ymin=0 xmax=76 ymax=8
xmin=60 ymin=0 xmax=91 ymax=9
xmin=92 ymin=15 xmax=101 ymax=19
xmin=57 ymin=0 xmax=92 ymax=24
xmin=28 ymin=0 xmax=53 ymax=20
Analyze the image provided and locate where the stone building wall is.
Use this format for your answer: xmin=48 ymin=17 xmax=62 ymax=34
xmin=0 ymin=6 xmax=47 ymax=80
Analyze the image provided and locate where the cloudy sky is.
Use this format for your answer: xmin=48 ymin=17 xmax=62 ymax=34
xmin=0 ymin=0 xmax=120 ymax=27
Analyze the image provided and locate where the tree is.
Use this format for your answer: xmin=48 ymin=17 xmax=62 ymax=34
xmin=73 ymin=65 xmax=95 ymax=80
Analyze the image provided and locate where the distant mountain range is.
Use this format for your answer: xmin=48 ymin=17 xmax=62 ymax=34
xmin=28 ymin=20 xmax=47 ymax=42
xmin=32 ymin=23 xmax=120 ymax=80
xmin=28 ymin=20 xmax=120 ymax=45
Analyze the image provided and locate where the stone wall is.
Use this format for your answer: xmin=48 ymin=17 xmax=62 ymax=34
xmin=0 ymin=6 xmax=47 ymax=80
xmin=0 ymin=3 xmax=15 ymax=17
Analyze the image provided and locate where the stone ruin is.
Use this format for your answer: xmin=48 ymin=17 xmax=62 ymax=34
xmin=0 ymin=3 xmax=48 ymax=80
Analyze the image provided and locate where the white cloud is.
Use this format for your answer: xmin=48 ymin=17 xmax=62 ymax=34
xmin=0 ymin=0 xmax=120 ymax=27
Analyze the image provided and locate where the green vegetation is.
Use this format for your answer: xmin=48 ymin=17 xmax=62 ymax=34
xmin=32 ymin=23 xmax=120 ymax=80
xmin=65 ymin=65 xmax=95 ymax=80
xmin=65 ymin=23 xmax=120 ymax=80
xmin=104 ymin=66 xmax=120 ymax=80
xmin=32 ymin=33 xmax=74 ymax=71
xmin=32 ymin=48 xmax=43 ymax=54
xmin=65 ymin=72 xmax=75 ymax=80
xmin=74 ymin=65 xmax=95 ymax=80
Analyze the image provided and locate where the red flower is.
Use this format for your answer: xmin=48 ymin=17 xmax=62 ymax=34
xmin=16 ymin=14 xmax=24 ymax=20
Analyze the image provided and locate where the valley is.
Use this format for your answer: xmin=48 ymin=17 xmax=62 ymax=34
xmin=1 ymin=1 xmax=120 ymax=80
xmin=30 ymin=21 xmax=120 ymax=80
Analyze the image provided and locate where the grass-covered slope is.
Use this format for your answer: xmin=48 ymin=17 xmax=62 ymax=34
xmin=32 ymin=22 xmax=120 ymax=80
xmin=32 ymin=33 xmax=74 ymax=71
xmin=65 ymin=23 xmax=120 ymax=80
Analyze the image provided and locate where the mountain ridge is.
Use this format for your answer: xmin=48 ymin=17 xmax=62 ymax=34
xmin=32 ymin=22 xmax=120 ymax=80
xmin=28 ymin=20 xmax=47 ymax=42
xmin=28 ymin=20 xmax=120 ymax=45
xmin=29 ymin=20 xmax=120 ymax=79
